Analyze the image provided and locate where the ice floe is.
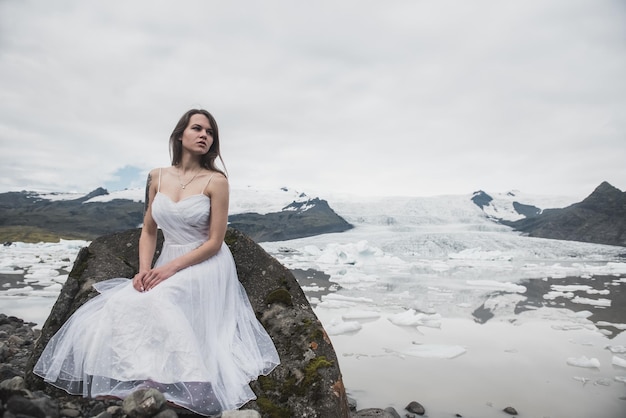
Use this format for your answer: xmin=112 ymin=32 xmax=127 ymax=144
xmin=326 ymin=318 xmax=362 ymax=336
xmin=566 ymin=356 xmax=601 ymax=368
xmin=388 ymin=309 xmax=442 ymax=329
xmin=612 ymin=356 xmax=626 ymax=368
xmin=396 ymin=343 xmax=467 ymax=359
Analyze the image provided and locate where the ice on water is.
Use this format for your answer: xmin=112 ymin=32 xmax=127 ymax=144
xmin=567 ymin=355 xmax=601 ymax=368
xmin=0 ymin=239 xmax=87 ymax=321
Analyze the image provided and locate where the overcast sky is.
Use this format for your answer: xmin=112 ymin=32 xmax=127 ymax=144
xmin=1 ymin=0 xmax=624 ymax=199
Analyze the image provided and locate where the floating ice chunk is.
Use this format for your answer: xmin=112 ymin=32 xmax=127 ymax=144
xmin=612 ymin=356 xmax=626 ymax=368
xmin=586 ymin=289 xmax=610 ymax=295
xmin=388 ymin=309 xmax=423 ymax=326
xmin=573 ymin=376 xmax=590 ymax=385
xmin=466 ymin=280 xmax=526 ymax=293
xmin=543 ymin=291 xmax=574 ymax=300
xmin=323 ymin=293 xmax=374 ymax=303
xmin=552 ymin=324 xmax=585 ymax=331
xmin=326 ymin=318 xmax=362 ymax=335
xmin=301 ymin=285 xmax=325 ymax=292
xmin=566 ymin=356 xmax=600 ymax=368
xmin=317 ymin=300 xmax=356 ymax=309
xmin=329 ymin=272 xmax=378 ymax=289
xmin=571 ymin=296 xmax=611 ymax=307
xmin=398 ymin=344 xmax=466 ymax=359
xmin=30 ymin=289 xmax=62 ymax=297
xmin=302 ymin=245 xmax=322 ymax=256
xmin=341 ymin=310 xmax=381 ymax=321
xmin=552 ymin=285 xmax=592 ymax=292
xmin=483 ymin=293 xmax=527 ymax=315
xmin=388 ymin=309 xmax=442 ymax=328
xmin=0 ymin=267 xmax=24 ymax=275
xmin=615 ymin=376 xmax=626 ymax=383
xmin=314 ymin=241 xmax=393 ymax=267
xmin=4 ymin=286 xmax=34 ymax=295
xmin=605 ymin=345 xmax=626 ymax=354
xmin=606 ymin=262 xmax=626 ymax=273
xmin=574 ymin=310 xmax=593 ymax=319
xmin=308 ymin=297 xmax=321 ymax=305
xmin=53 ymin=275 xmax=68 ymax=284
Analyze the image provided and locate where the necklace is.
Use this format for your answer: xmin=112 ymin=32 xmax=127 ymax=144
xmin=177 ymin=168 xmax=201 ymax=189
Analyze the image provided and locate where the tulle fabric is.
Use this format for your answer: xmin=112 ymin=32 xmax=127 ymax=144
xmin=34 ymin=193 xmax=280 ymax=415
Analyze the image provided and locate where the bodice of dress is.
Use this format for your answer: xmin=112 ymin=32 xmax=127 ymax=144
xmin=152 ymin=192 xmax=211 ymax=246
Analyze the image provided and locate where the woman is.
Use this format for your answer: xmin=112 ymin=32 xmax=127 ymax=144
xmin=34 ymin=109 xmax=280 ymax=416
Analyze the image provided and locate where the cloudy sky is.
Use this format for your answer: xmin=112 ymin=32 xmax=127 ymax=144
xmin=1 ymin=0 xmax=624 ymax=199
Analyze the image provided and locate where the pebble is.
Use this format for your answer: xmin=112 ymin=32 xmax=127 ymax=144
xmin=405 ymin=400 xmax=426 ymax=415
xmin=503 ymin=406 xmax=518 ymax=415
xmin=60 ymin=407 xmax=82 ymax=417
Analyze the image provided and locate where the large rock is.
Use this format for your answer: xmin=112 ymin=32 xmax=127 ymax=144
xmin=25 ymin=228 xmax=351 ymax=418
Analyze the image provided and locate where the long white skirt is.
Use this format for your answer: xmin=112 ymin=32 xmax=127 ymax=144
xmin=34 ymin=242 xmax=280 ymax=416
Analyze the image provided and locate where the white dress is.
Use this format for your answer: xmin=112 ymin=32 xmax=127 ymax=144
xmin=34 ymin=178 xmax=280 ymax=416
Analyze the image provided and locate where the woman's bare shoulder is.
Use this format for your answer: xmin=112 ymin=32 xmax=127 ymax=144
xmin=204 ymin=171 xmax=228 ymax=195
xmin=209 ymin=171 xmax=228 ymax=183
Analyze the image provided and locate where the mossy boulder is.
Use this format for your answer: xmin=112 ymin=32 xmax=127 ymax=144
xmin=25 ymin=227 xmax=350 ymax=418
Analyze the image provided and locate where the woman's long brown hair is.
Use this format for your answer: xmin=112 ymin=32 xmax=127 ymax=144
xmin=169 ymin=109 xmax=227 ymax=176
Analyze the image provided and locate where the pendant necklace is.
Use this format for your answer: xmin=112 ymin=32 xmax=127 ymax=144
xmin=178 ymin=168 xmax=201 ymax=189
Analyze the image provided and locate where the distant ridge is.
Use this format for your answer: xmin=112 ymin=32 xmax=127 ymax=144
xmin=0 ymin=188 xmax=143 ymax=241
xmin=229 ymin=197 xmax=353 ymax=242
xmin=499 ymin=182 xmax=626 ymax=247
xmin=0 ymin=188 xmax=352 ymax=243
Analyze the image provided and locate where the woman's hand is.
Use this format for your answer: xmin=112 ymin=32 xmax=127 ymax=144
xmin=132 ymin=264 xmax=178 ymax=292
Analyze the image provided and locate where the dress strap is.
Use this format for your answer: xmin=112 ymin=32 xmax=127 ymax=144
xmin=202 ymin=174 xmax=216 ymax=194
xmin=158 ymin=168 xmax=162 ymax=192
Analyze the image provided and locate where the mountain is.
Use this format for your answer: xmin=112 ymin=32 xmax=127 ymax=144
xmin=0 ymin=188 xmax=352 ymax=243
xmin=0 ymin=189 xmax=144 ymax=241
xmin=475 ymin=182 xmax=626 ymax=247
xmin=229 ymin=197 xmax=352 ymax=242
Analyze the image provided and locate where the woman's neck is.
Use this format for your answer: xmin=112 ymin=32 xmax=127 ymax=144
xmin=176 ymin=155 xmax=202 ymax=173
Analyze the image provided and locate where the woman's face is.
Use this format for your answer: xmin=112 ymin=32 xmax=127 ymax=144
xmin=180 ymin=114 xmax=214 ymax=155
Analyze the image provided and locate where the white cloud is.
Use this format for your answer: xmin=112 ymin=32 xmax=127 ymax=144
xmin=1 ymin=0 xmax=624 ymax=198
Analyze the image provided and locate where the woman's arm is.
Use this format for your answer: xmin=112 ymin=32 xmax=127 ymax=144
xmin=132 ymin=169 xmax=159 ymax=291
xmin=138 ymin=174 xmax=229 ymax=291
